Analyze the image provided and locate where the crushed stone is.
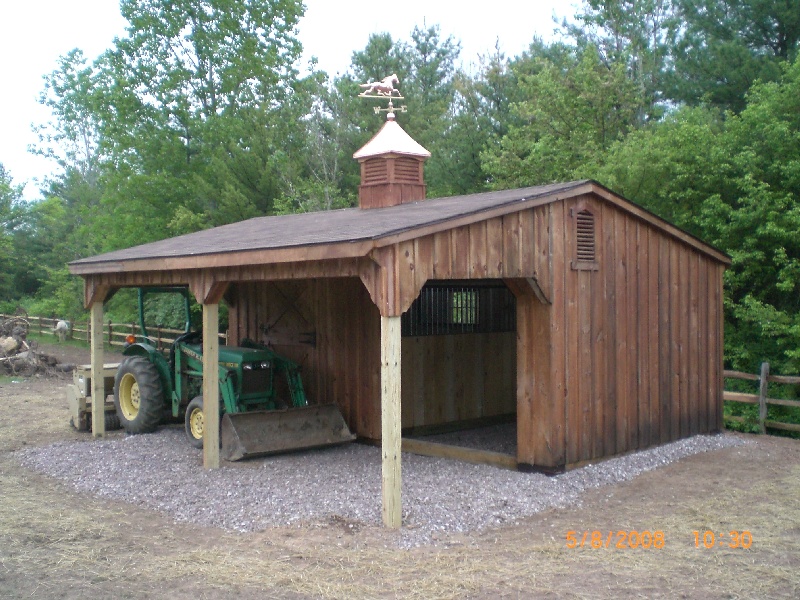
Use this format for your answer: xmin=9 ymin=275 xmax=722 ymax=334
xmin=17 ymin=427 xmax=746 ymax=547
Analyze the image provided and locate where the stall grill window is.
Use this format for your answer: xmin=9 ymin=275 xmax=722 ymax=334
xmin=402 ymin=281 xmax=516 ymax=336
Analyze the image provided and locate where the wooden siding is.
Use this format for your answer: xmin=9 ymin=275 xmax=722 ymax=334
xmin=516 ymin=195 xmax=725 ymax=471
xmin=373 ymin=206 xmax=552 ymax=317
xmin=228 ymin=278 xmax=382 ymax=439
xmin=81 ymin=186 xmax=726 ymax=471
xmin=228 ymin=279 xmax=517 ymax=439
xmin=400 ymin=332 xmax=516 ymax=429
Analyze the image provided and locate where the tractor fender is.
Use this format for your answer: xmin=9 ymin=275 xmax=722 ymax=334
xmin=122 ymin=343 xmax=174 ymax=401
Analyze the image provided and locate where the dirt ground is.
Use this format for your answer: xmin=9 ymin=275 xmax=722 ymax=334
xmin=1 ymin=342 xmax=798 ymax=599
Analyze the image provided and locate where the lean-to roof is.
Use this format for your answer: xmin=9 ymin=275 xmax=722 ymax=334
xmin=69 ymin=180 xmax=730 ymax=275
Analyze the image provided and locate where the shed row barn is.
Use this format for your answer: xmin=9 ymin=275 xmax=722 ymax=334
xmin=70 ymin=112 xmax=730 ymax=527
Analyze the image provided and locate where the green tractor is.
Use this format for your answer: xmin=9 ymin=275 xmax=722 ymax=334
xmin=113 ymin=287 xmax=355 ymax=460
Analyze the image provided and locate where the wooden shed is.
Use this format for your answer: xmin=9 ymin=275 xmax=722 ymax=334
xmin=70 ymin=114 xmax=730 ymax=527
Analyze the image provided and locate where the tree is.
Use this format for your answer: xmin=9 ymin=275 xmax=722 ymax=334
xmin=593 ymin=57 xmax=800 ymax=372
xmin=668 ymin=0 xmax=800 ymax=111
xmin=34 ymin=49 xmax=102 ymax=184
xmin=274 ymin=75 xmax=358 ymax=214
xmin=482 ymin=44 xmax=643 ymax=188
xmin=441 ymin=46 xmax=513 ymax=195
xmin=591 ymin=106 xmax=726 ymax=232
xmin=402 ymin=25 xmax=461 ymax=196
xmin=563 ymin=0 xmax=675 ymax=120
xmin=35 ymin=0 xmax=310 ymax=256
xmin=0 ymin=165 xmax=25 ymax=301
xmin=700 ymin=57 xmax=800 ymax=371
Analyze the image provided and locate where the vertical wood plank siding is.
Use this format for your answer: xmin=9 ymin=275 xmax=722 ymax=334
xmin=230 ymin=278 xmax=382 ymax=439
xmin=224 ymin=194 xmax=724 ymax=470
xmin=524 ymin=196 xmax=725 ymax=471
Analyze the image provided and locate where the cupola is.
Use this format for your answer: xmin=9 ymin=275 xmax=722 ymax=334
xmin=353 ymin=112 xmax=431 ymax=209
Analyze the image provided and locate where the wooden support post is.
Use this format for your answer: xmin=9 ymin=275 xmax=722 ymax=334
xmin=90 ymin=302 xmax=105 ymax=438
xmin=758 ymin=361 xmax=770 ymax=435
xmin=381 ymin=315 xmax=402 ymax=528
xmin=203 ymin=302 xmax=220 ymax=469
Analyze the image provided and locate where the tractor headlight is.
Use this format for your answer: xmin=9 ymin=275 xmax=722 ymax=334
xmin=243 ymin=363 xmax=253 ymax=370
xmin=261 ymin=361 xmax=270 ymax=369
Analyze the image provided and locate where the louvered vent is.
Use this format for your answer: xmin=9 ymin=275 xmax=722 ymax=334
xmin=395 ymin=157 xmax=420 ymax=183
xmin=363 ymin=159 xmax=388 ymax=184
xmin=576 ymin=210 xmax=596 ymax=262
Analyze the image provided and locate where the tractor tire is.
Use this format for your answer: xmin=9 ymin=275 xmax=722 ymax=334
xmin=114 ymin=356 xmax=164 ymax=434
xmin=105 ymin=412 xmax=121 ymax=431
xmin=86 ymin=412 xmax=121 ymax=433
xmin=184 ymin=396 xmax=205 ymax=449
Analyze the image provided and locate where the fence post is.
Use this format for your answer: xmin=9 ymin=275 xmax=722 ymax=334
xmin=38 ymin=316 xmax=43 ymax=335
xmin=156 ymin=325 xmax=162 ymax=351
xmin=758 ymin=361 xmax=770 ymax=434
xmin=108 ymin=319 xmax=113 ymax=345
xmin=86 ymin=319 xmax=91 ymax=344
xmin=68 ymin=320 xmax=74 ymax=340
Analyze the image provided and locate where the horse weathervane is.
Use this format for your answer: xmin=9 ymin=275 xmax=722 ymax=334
xmin=358 ymin=73 xmax=407 ymax=118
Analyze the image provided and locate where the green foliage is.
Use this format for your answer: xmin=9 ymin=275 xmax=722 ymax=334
xmin=591 ymin=57 xmax=800 ymax=373
xmin=668 ymin=0 xmax=800 ymax=111
xmin=483 ymin=44 xmax=643 ymax=187
xmin=10 ymin=1 xmax=800 ymax=385
xmin=0 ymin=164 xmax=25 ymax=299
xmin=592 ymin=106 xmax=726 ymax=233
xmin=563 ymin=0 xmax=675 ymax=120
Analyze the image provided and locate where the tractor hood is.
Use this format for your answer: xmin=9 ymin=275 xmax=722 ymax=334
xmin=183 ymin=344 xmax=274 ymax=368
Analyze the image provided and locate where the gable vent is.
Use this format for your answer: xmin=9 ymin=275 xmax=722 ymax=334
xmin=576 ymin=210 xmax=595 ymax=261
xmin=571 ymin=209 xmax=599 ymax=271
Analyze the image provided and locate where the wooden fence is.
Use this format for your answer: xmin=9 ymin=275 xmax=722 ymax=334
xmin=724 ymin=363 xmax=800 ymax=434
xmin=5 ymin=314 xmax=798 ymax=435
xmin=1 ymin=314 xmax=228 ymax=350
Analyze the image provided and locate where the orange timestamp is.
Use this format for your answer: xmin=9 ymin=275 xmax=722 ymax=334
xmin=566 ymin=530 xmax=665 ymax=549
xmin=693 ymin=530 xmax=753 ymax=549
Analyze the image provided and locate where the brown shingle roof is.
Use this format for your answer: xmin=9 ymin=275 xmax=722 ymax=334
xmin=70 ymin=181 xmax=588 ymax=268
xmin=69 ymin=179 xmax=730 ymax=274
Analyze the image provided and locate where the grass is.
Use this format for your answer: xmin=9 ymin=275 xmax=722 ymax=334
xmin=2 ymin=373 xmax=799 ymax=598
xmin=3 ymin=450 xmax=798 ymax=599
xmin=26 ymin=331 xmax=119 ymax=355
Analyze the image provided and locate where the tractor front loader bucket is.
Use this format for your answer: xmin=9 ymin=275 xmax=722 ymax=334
xmin=220 ymin=404 xmax=356 ymax=461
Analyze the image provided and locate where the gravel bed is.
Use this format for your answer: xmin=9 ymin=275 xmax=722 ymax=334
xmin=16 ymin=427 xmax=746 ymax=546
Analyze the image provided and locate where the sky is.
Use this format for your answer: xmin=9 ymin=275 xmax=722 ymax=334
xmin=0 ymin=0 xmax=573 ymax=200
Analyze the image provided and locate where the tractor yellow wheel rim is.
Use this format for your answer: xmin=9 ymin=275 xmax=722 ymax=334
xmin=119 ymin=373 xmax=140 ymax=420
xmin=189 ymin=407 xmax=204 ymax=440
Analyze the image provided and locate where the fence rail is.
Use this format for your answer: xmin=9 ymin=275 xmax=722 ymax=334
xmin=1 ymin=314 xmax=228 ymax=351
xmin=723 ymin=362 xmax=800 ymax=434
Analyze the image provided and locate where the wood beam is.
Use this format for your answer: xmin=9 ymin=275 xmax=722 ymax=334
xmin=401 ymin=438 xmax=517 ymax=470
xmin=190 ymin=277 xmax=229 ymax=306
xmin=84 ymin=278 xmax=113 ymax=309
xmin=361 ymin=246 xmax=404 ymax=317
xmin=381 ymin=315 xmax=402 ymax=528
xmin=202 ymin=302 xmax=220 ymax=469
xmin=90 ymin=301 xmax=105 ymax=438
xmin=504 ymin=277 xmax=551 ymax=304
